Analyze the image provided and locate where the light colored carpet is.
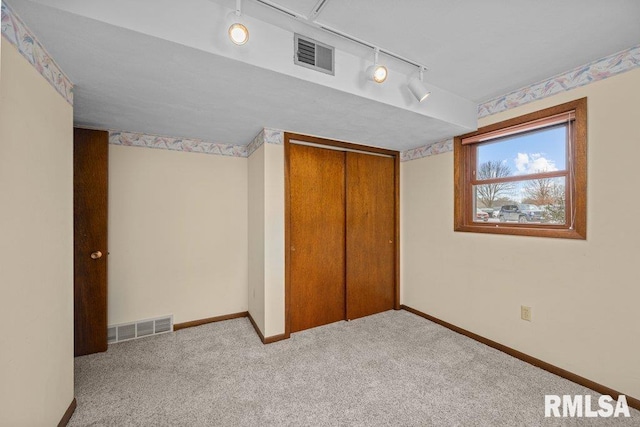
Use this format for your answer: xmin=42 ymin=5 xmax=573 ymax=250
xmin=70 ymin=310 xmax=638 ymax=426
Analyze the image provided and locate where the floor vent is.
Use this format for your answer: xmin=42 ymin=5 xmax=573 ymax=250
xmin=294 ymin=34 xmax=334 ymax=75
xmin=107 ymin=315 xmax=173 ymax=344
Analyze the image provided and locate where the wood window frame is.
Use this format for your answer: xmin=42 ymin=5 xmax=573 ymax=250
xmin=454 ymin=98 xmax=587 ymax=239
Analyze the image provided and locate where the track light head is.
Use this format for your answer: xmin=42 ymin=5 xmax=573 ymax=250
xmin=408 ymin=77 xmax=429 ymax=102
xmin=228 ymin=0 xmax=249 ymax=45
xmin=408 ymin=67 xmax=430 ymax=102
xmin=367 ymin=64 xmax=388 ymax=83
xmin=367 ymin=48 xmax=388 ymax=84
xmin=228 ymin=23 xmax=249 ymax=45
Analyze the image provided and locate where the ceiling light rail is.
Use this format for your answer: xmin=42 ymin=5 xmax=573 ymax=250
xmin=254 ymin=0 xmax=305 ymax=19
xmin=317 ymin=24 xmax=429 ymax=71
xmin=309 ymin=0 xmax=330 ymax=20
xmin=249 ymin=1 xmax=429 ymax=72
xmin=246 ymin=0 xmax=431 ymax=101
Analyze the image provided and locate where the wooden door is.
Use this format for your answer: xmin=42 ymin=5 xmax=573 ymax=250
xmin=289 ymin=144 xmax=346 ymax=332
xmin=74 ymin=128 xmax=108 ymax=356
xmin=346 ymin=152 xmax=395 ymax=320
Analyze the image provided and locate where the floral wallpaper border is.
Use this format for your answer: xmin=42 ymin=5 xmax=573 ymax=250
xmin=110 ymin=128 xmax=285 ymax=158
xmin=1 ymin=2 xmax=73 ymax=105
xmin=245 ymin=128 xmax=284 ymax=156
xmin=246 ymin=131 xmax=265 ymax=157
xmin=401 ymin=44 xmax=640 ymax=162
xmin=264 ymin=128 xmax=284 ymax=145
xmin=477 ymin=44 xmax=640 ymax=119
xmin=401 ymin=139 xmax=453 ymax=162
xmin=109 ymin=131 xmax=248 ymax=157
xmin=478 ymin=45 xmax=640 ymax=118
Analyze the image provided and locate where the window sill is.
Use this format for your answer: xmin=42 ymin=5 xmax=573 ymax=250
xmin=454 ymin=223 xmax=586 ymax=239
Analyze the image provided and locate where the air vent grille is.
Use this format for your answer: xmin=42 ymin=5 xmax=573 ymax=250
xmin=294 ymin=34 xmax=334 ymax=75
xmin=297 ymin=38 xmax=315 ymax=66
xmin=108 ymin=315 xmax=173 ymax=344
xmin=155 ymin=317 xmax=172 ymax=333
xmin=117 ymin=324 xmax=136 ymax=341
xmin=137 ymin=320 xmax=154 ymax=337
xmin=107 ymin=326 xmax=117 ymax=344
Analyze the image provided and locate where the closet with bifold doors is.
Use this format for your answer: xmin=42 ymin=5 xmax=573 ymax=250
xmin=285 ymin=133 xmax=399 ymax=334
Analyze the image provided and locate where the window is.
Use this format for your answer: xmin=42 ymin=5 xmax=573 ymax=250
xmin=454 ymin=98 xmax=586 ymax=239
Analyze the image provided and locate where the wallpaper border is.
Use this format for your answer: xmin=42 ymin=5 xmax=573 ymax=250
xmin=477 ymin=44 xmax=640 ymax=119
xmin=109 ymin=131 xmax=248 ymax=157
xmin=401 ymin=139 xmax=453 ymax=162
xmin=401 ymin=44 xmax=640 ymax=162
xmin=1 ymin=2 xmax=74 ymax=105
xmin=109 ymin=128 xmax=284 ymax=158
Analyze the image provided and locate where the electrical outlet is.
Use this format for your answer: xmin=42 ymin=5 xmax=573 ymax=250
xmin=521 ymin=305 xmax=532 ymax=321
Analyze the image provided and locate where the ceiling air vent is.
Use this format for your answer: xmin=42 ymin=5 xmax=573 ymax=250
xmin=294 ymin=34 xmax=334 ymax=76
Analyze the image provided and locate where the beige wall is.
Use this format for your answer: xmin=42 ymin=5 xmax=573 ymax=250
xmin=248 ymin=143 xmax=266 ymax=333
xmin=0 ymin=39 xmax=74 ymax=425
xmin=263 ymin=143 xmax=285 ymax=337
xmin=401 ymin=68 xmax=640 ymax=399
xmin=108 ymin=145 xmax=248 ymax=325
xmin=247 ymin=142 xmax=285 ymax=338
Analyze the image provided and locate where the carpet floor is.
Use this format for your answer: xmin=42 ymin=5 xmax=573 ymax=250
xmin=69 ymin=310 xmax=638 ymax=426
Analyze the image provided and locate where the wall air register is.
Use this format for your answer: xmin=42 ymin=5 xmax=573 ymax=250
xmin=294 ymin=34 xmax=335 ymax=75
xmin=107 ymin=315 xmax=173 ymax=344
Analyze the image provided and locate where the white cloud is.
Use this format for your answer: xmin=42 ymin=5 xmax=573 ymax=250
xmin=514 ymin=152 xmax=558 ymax=175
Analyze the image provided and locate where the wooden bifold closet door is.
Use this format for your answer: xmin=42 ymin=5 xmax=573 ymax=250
xmin=345 ymin=152 xmax=395 ymax=320
xmin=288 ymin=139 xmax=396 ymax=334
xmin=289 ymin=144 xmax=346 ymax=333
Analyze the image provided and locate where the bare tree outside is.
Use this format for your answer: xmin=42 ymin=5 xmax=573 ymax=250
xmin=523 ymin=178 xmax=566 ymax=223
xmin=522 ymin=178 xmax=555 ymax=205
xmin=475 ymin=161 xmax=515 ymax=208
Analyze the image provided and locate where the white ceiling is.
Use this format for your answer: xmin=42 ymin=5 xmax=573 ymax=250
xmin=6 ymin=0 xmax=640 ymax=151
xmin=309 ymin=0 xmax=640 ymax=102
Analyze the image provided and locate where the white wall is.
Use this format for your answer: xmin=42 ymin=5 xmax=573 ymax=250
xmin=401 ymin=68 xmax=640 ymax=399
xmin=108 ymin=145 xmax=248 ymax=325
xmin=0 ymin=38 xmax=74 ymax=425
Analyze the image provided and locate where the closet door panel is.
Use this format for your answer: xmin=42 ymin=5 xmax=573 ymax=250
xmin=289 ymin=144 xmax=346 ymax=332
xmin=346 ymin=152 xmax=395 ymax=320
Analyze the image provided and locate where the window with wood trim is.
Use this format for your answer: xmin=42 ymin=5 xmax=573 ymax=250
xmin=454 ymin=98 xmax=587 ymax=239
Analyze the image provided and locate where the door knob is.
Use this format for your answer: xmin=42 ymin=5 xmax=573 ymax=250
xmin=90 ymin=251 xmax=103 ymax=260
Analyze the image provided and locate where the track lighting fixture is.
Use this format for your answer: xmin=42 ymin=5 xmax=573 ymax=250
xmin=228 ymin=0 xmax=249 ymax=45
xmin=408 ymin=67 xmax=430 ymax=102
xmin=224 ymin=5 xmax=432 ymax=102
xmin=366 ymin=48 xmax=388 ymax=84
